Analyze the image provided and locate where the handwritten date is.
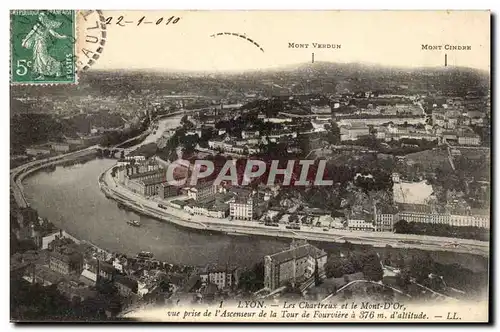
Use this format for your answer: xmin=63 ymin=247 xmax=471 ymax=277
xmin=105 ymin=15 xmax=181 ymax=27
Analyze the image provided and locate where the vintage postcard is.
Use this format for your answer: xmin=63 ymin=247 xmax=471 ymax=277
xmin=10 ymin=10 xmax=490 ymax=323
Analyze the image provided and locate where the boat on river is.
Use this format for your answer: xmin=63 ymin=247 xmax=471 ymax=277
xmin=127 ymin=220 xmax=141 ymax=227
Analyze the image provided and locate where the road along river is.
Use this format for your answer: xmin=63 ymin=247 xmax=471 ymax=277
xmin=99 ymin=164 xmax=489 ymax=258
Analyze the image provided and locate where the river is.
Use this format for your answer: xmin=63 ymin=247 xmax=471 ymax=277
xmin=22 ymin=115 xmax=290 ymax=268
xmin=21 ymin=115 xmax=489 ymax=272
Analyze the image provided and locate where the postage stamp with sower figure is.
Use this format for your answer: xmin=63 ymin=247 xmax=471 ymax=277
xmin=10 ymin=10 xmax=76 ymax=84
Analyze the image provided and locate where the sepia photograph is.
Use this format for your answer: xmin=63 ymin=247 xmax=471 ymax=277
xmin=9 ymin=9 xmax=491 ymax=323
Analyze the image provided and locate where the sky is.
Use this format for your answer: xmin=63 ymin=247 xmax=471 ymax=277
xmin=88 ymin=10 xmax=490 ymax=72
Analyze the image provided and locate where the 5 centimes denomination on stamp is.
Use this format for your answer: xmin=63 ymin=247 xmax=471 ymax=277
xmin=10 ymin=10 xmax=76 ymax=85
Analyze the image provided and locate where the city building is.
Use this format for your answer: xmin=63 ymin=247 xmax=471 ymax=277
xmin=186 ymin=199 xmax=229 ymax=219
xmin=199 ymin=265 xmax=239 ymax=290
xmin=115 ymin=275 xmax=139 ymax=297
xmin=374 ymin=214 xmax=394 ymax=232
xmin=124 ymin=167 xmax=166 ymax=196
xmin=56 ymin=282 xmax=98 ymax=303
xmin=396 ymin=210 xmax=448 ymax=224
xmin=395 ymin=208 xmax=490 ymax=229
xmin=340 ymin=124 xmax=370 ymax=141
xmin=267 ymin=130 xmax=298 ymax=142
xmin=392 ymin=173 xmax=401 ymax=183
xmin=127 ymin=178 xmax=165 ymax=196
xmin=241 ymin=130 xmax=260 ymax=139
xmin=208 ymin=202 xmax=229 ymax=218
xmin=263 ymin=116 xmax=293 ymax=124
xmin=441 ymin=131 xmax=458 ymax=143
xmin=264 ymin=241 xmax=327 ymax=291
xmin=23 ymin=264 xmax=64 ymax=286
xmin=50 ymin=142 xmax=71 ymax=153
xmin=170 ymin=199 xmax=190 ymax=210
xmin=25 ymin=145 xmax=51 ymax=156
xmin=449 ymin=213 xmax=489 ymax=228
xmin=337 ymin=116 xmax=425 ymax=127
xmin=83 ymin=259 xmax=116 ymax=282
xmin=347 ymin=218 xmax=375 ymax=231
xmin=187 ymin=181 xmax=216 ymax=201
xmin=159 ymin=182 xmax=180 ymax=199
xmin=141 ymin=177 xmax=166 ymax=196
xmin=229 ymin=195 xmax=254 ymax=220
xmin=126 ymin=153 xmax=147 ymax=161
xmin=311 ymin=105 xmax=332 ymax=114
xmin=394 ymin=202 xmax=490 ymax=228
xmin=41 ymin=230 xmax=80 ymax=250
xmin=124 ymin=168 xmax=164 ymax=187
xmin=127 ymin=179 xmax=146 ymax=195
xmin=458 ymin=132 xmax=481 ymax=146
xmin=49 ymin=250 xmax=84 ymax=276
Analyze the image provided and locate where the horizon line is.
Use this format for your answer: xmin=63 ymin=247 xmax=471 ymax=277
xmin=88 ymin=61 xmax=490 ymax=76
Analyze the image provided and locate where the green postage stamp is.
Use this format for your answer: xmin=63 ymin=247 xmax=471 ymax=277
xmin=10 ymin=10 xmax=76 ymax=84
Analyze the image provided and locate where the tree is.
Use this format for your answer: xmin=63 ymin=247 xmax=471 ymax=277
xmin=348 ymin=251 xmax=362 ymax=271
xmin=238 ymin=262 xmax=264 ymax=292
xmin=409 ymin=252 xmax=434 ymax=283
xmin=341 ymin=259 xmax=356 ymax=275
xmin=325 ymin=256 xmax=343 ymax=278
xmin=394 ymin=219 xmax=410 ymax=233
xmin=396 ymin=267 xmax=411 ymax=290
xmin=314 ymin=259 xmax=322 ymax=286
xmin=361 ymin=252 xmax=384 ymax=282
xmin=325 ymin=122 xmax=341 ymax=145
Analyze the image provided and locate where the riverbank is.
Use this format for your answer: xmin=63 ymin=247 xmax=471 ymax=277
xmin=10 ymin=111 xmax=186 ymax=209
xmin=11 ymin=147 xmax=99 ymax=208
xmin=99 ymin=167 xmax=489 ymax=257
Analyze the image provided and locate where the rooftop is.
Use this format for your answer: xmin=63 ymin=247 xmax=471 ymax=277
xmin=140 ymin=177 xmax=166 ymax=186
xmin=86 ymin=258 xmax=116 ymax=274
xmin=50 ymin=249 xmax=83 ymax=264
xmin=267 ymin=244 xmax=326 ymax=265
xmin=397 ymin=203 xmax=433 ymax=214
xmin=27 ymin=264 xmax=66 ymax=285
xmin=458 ymin=131 xmax=480 ymax=138
xmin=199 ymin=264 xmax=238 ymax=274
xmin=128 ymin=169 xmax=164 ymax=180
xmin=192 ymin=198 xmax=215 ymax=208
xmin=212 ymin=201 xmax=229 ymax=212
xmin=191 ymin=180 xmax=215 ymax=190
xmin=349 ymin=123 xmax=370 ymax=129
xmin=171 ymin=199 xmax=190 ymax=207
xmin=115 ymin=275 xmax=138 ymax=290
xmin=231 ymin=195 xmax=253 ymax=204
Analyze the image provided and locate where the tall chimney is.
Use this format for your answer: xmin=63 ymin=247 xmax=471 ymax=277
xmin=97 ymin=259 xmax=100 ymax=283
